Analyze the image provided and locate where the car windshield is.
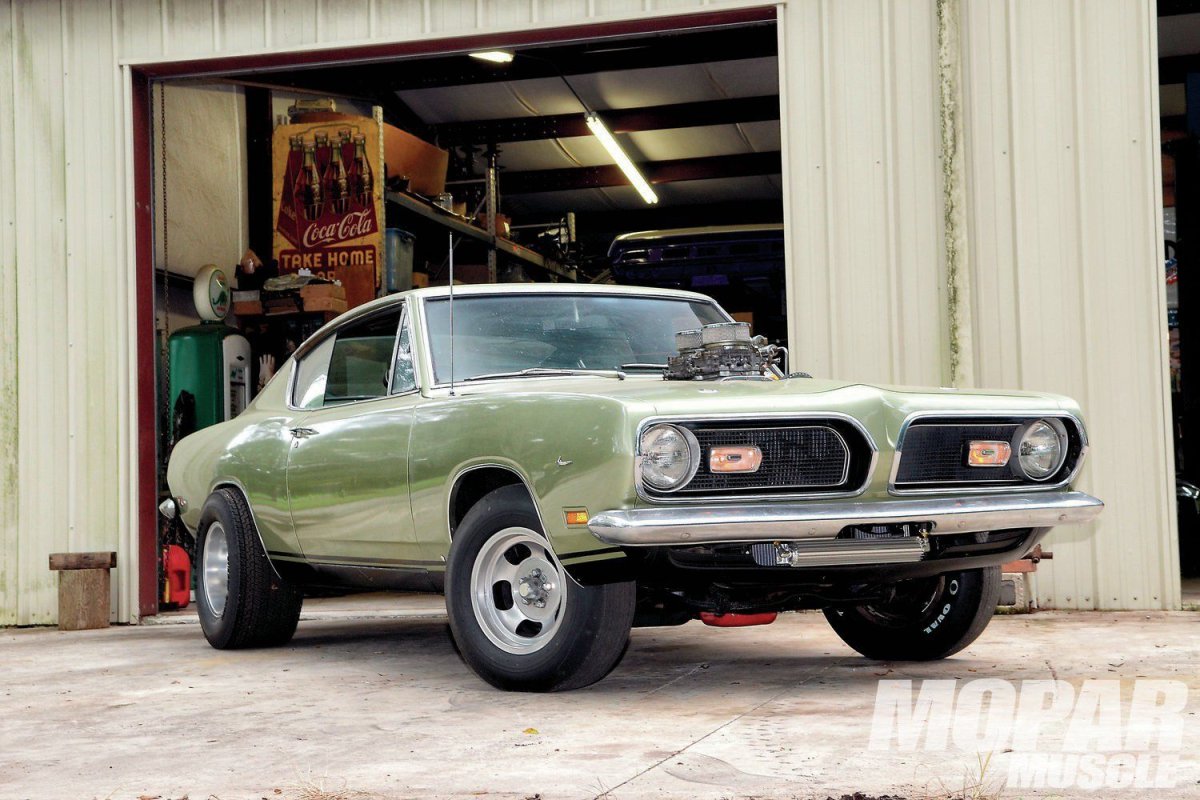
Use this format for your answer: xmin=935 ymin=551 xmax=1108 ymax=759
xmin=423 ymin=293 xmax=727 ymax=384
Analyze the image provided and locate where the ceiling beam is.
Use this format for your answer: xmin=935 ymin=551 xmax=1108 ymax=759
xmin=568 ymin=199 xmax=784 ymax=242
xmin=431 ymin=95 xmax=779 ymax=146
xmin=501 ymin=151 xmax=782 ymax=194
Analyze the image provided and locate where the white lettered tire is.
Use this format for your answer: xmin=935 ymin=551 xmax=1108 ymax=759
xmin=823 ymin=566 xmax=1001 ymax=661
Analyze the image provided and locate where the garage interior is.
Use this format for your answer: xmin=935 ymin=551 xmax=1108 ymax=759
xmin=150 ymin=19 xmax=783 ymax=611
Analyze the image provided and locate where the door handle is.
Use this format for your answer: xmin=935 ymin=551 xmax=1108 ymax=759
xmin=290 ymin=427 xmax=318 ymax=439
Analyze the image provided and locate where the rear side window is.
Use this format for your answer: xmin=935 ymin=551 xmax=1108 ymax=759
xmin=291 ymin=307 xmax=403 ymax=409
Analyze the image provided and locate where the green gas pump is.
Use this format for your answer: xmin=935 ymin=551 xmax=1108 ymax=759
xmin=167 ymin=265 xmax=252 ymax=441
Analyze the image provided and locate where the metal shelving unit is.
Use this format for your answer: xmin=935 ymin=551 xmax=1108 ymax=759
xmin=385 ymin=190 xmax=576 ymax=282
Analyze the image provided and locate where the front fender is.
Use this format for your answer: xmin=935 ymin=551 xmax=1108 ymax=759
xmin=408 ymin=391 xmax=641 ymax=576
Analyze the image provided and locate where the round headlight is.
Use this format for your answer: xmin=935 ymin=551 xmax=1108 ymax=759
xmin=639 ymin=424 xmax=700 ymax=492
xmin=1015 ymin=419 xmax=1067 ymax=481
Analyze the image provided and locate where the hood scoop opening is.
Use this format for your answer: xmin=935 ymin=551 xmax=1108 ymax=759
xmin=665 ymin=322 xmax=790 ymax=381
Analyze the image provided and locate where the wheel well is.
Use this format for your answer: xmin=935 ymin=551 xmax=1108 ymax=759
xmin=448 ymin=467 xmax=529 ymax=536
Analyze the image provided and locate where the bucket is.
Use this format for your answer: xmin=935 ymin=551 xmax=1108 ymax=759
xmin=385 ymin=228 xmax=415 ymax=293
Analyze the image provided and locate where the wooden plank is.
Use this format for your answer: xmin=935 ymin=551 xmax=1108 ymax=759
xmin=57 ymin=569 xmax=111 ymax=631
xmin=49 ymin=552 xmax=117 ymax=571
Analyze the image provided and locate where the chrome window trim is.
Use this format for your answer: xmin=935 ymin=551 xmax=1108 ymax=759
xmin=634 ymin=412 xmax=879 ymax=504
xmin=285 ymin=301 xmax=413 ymax=412
xmin=416 ymin=291 xmax=733 ymax=390
xmin=887 ymin=410 xmax=1089 ymax=496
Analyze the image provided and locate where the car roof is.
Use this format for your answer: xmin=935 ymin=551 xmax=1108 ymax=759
xmin=292 ymin=282 xmax=720 ymax=360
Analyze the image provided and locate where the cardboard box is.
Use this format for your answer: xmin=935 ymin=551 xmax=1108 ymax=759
xmin=264 ymin=296 xmax=302 ymax=316
xmin=299 ymin=283 xmax=347 ymax=301
xmin=233 ymin=301 xmax=264 ymax=316
xmin=382 ymin=123 xmax=449 ymax=197
xmin=412 ymin=272 xmax=430 ymax=289
xmin=302 ymin=296 xmax=349 ymax=314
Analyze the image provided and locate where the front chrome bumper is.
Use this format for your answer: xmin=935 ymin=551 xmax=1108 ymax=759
xmin=587 ymin=491 xmax=1103 ymax=547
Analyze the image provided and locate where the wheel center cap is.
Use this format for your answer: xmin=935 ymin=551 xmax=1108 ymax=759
xmin=517 ymin=568 xmax=554 ymax=607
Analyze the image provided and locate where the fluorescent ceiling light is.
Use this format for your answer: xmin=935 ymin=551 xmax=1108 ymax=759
xmin=584 ymin=113 xmax=658 ymax=205
xmin=468 ymin=50 xmax=514 ymax=63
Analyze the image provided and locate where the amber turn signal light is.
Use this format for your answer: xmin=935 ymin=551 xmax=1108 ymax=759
xmin=564 ymin=510 xmax=589 ymax=526
xmin=967 ymin=440 xmax=1011 ymax=467
xmin=709 ymin=445 xmax=763 ymax=473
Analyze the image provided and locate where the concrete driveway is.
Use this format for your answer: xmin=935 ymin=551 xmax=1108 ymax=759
xmin=1 ymin=596 xmax=1197 ymax=800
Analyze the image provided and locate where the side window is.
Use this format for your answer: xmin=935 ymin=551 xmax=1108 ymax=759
xmin=292 ymin=336 xmax=335 ymax=410
xmin=391 ymin=307 xmax=417 ymax=394
xmin=291 ymin=308 xmax=403 ymax=409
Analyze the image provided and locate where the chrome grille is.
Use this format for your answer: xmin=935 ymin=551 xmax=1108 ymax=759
xmin=894 ymin=423 xmax=1022 ymax=486
xmin=892 ymin=416 xmax=1085 ymax=492
xmin=681 ymin=425 xmax=849 ymax=494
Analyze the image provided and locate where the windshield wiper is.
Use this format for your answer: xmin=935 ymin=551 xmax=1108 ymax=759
xmin=620 ymin=363 xmax=667 ymax=371
xmin=461 ymin=367 xmax=626 ymax=382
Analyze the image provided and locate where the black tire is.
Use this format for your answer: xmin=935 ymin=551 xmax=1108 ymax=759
xmin=823 ymin=566 xmax=1001 ymax=661
xmin=195 ymin=488 xmax=303 ymax=649
xmin=445 ymin=485 xmax=635 ymax=692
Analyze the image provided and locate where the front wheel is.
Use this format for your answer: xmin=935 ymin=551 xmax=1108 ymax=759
xmin=823 ymin=566 xmax=1001 ymax=661
xmin=445 ymin=485 xmax=635 ymax=691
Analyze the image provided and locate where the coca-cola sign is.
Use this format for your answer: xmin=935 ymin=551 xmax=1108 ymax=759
xmin=299 ymin=209 xmax=377 ymax=249
xmin=273 ymin=119 xmax=384 ymax=309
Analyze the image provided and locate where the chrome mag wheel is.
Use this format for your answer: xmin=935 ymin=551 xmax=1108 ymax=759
xmin=470 ymin=526 xmax=566 ymax=654
xmin=202 ymin=521 xmax=230 ymax=618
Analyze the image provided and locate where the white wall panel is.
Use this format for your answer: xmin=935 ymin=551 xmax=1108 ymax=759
xmin=218 ymin=0 xmax=271 ymax=53
xmin=0 ymin=0 xmax=19 ymax=626
xmin=780 ymin=0 xmax=945 ymax=386
xmin=12 ymin=0 xmax=70 ymax=625
xmin=960 ymin=0 xmax=1176 ymax=609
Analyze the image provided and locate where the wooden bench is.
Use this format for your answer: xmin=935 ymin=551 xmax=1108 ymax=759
xmin=48 ymin=552 xmax=117 ymax=631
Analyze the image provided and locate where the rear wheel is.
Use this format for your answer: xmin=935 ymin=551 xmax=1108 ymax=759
xmin=195 ymin=488 xmax=303 ymax=649
xmin=823 ymin=566 xmax=1001 ymax=661
xmin=445 ymin=485 xmax=635 ymax=691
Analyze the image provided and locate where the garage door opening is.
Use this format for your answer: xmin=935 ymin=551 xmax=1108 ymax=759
xmin=137 ymin=11 xmax=785 ymax=615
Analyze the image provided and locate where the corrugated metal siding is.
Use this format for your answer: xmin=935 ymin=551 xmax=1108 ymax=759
xmin=960 ymin=0 xmax=1177 ymax=609
xmin=780 ymin=0 xmax=947 ymax=388
xmin=782 ymin=0 xmax=1174 ymax=609
xmin=0 ymin=0 xmax=1175 ymax=622
xmin=0 ymin=0 xmax=18 ymax=626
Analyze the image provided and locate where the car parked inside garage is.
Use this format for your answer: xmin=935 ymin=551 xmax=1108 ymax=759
xmin=163 ymin=284 xmax=1103 ymax=691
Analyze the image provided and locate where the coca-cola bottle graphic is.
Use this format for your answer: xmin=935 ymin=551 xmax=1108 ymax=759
xmin=324 ymin=137 xmax=349 ymax=217
xmin=297 ymin=143 xmax=322 ymax=222
xmin=285 ymin=135 xmax=303 ymax=196
xmin=351 ymin=133 xmax=373 ymax=210
xmin=313 ymin=131 xmax=330 ymax=175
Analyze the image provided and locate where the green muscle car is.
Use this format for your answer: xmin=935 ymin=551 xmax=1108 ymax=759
xmin=163 ymin=284 xmax=1103 ymax=691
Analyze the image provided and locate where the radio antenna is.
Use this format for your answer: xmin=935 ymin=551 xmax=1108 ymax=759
xmin=448 ymin=232 xmax=456 ymax=397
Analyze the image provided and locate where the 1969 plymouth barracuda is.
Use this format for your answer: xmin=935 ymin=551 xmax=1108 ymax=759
xmin=163 ymin=284 xmax=1103 ymax=691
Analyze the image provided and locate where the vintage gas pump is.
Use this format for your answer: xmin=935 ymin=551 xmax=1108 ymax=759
xmin=167 ymin=265 xmax=252 ymax=441
xmin=160 ymin=265 xmax=251 ymax=610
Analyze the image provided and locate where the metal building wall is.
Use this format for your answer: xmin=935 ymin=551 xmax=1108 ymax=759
xmin=0 ymin=0 xmax=1173 ymax=623
xmin=780 ymin=0 xmax=1175 ymax=610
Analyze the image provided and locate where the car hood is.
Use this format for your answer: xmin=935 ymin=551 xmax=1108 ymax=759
xmin=437 ymin=374 xmax=1077 ymax=422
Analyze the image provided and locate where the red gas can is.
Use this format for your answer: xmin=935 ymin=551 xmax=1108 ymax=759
xmin=162 ymin=544 xmax=191 ymax=610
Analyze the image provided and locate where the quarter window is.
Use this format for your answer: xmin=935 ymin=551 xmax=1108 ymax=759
xmin=291 ymin=307 xmax=403 ymax=409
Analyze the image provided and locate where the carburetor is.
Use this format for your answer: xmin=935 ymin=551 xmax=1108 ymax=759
xmin=665 ymin=322 xmax=787 ymax=381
